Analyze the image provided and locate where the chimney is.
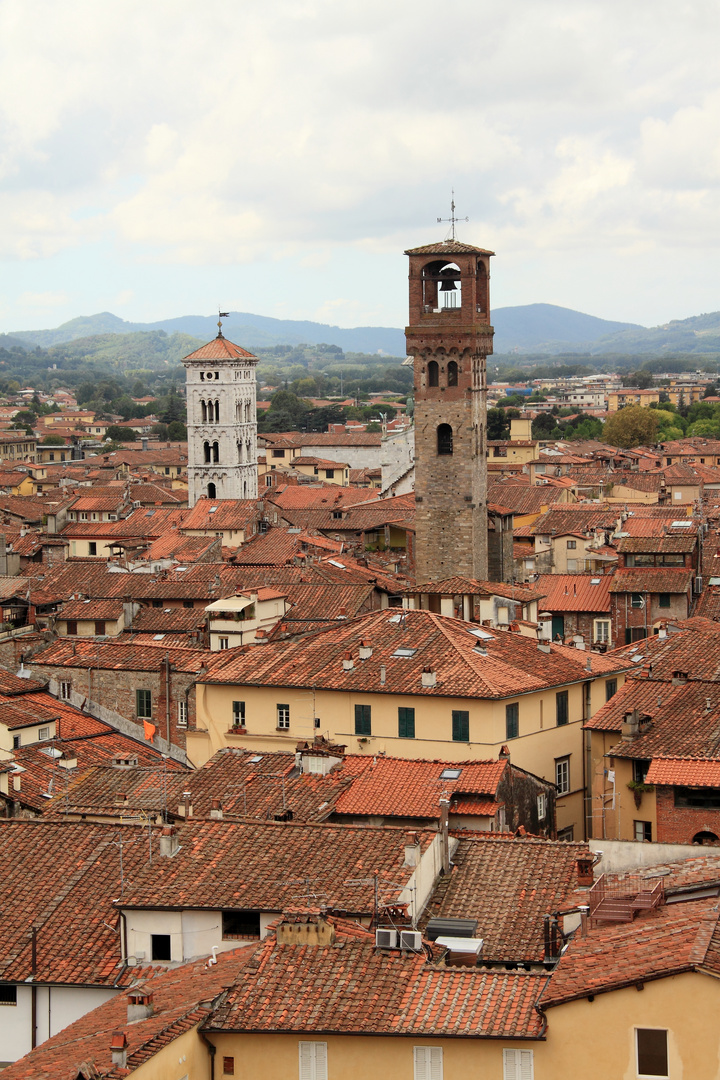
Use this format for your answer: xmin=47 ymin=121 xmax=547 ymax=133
xmin=380 ymin=664 xmax=386 ymax=685
xmin=342 ymin=651 xmax=354 ymax=671
xmin=141 ymin=437 xmax=148 ymax=452
xmin=421 ymin=667 xmax=437 ymax=688
xmin=498 ymin=744 xmax=510 ymax=761
xmin=404 ymin=831 xmax=421 ymax=867
xmin=576 ymin=855 xmax=595 ymax=887
xmin=672 ymin=670 xmax=688 ymax=686
xmin=180 ymin=791 xmax=192 ymax=818
xmin=127 ymin=991 xmax=153 ymax=1023
xmin=537 ymin=642 xmax=551 ymax=654
xmin=358 ymin=640 xmax=372 ymax=660
xmin=159 ymin=825 xmax=180 ymax=858
xmin=110 ymin=1031 xmax=128 ymax=1068
xmin=578 ymin=904 xmax=590 ymax=936
xmin=621 ymin=710 xmax=640 ymax=741
xmin=210 ymin=798 xmax=223 ymax=820
xmin=275 ymin=909 xmax=335 ymax=947
xmin=439 ymin=797 xmax=451 ymax=874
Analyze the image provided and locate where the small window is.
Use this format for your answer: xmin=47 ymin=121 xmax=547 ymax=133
xmin=556 ymin=690 xmax=569 ymax=726
xmin=299 ymin=1042 xmax=328 ymax=1080
xmin=325 ymin=470 xmax=335 ymax=479
xmin=232 ymin=701 xmax=245 ymax=726
xmin=277 ymin=703 xmax=290 ymax=729
xmin=223 ymin=1057 xmax=235 ymax=1076
xmin=218 ymin=637 xmax=229 ymax=650
xmin=505 ymin=702 xmax=519 ymax=740
xmin=88 ymin=542 xmax=97 ymax=556
xmin=94 ymin=620 xmax=105 ymax=636
xmin=222 ymin=910 xmax=261 ymax=939
xmin=0 ymin=985 xmax=17 ymax=1006
xmin=355 ymin=704 xmax=371 ymax=736
xmin=452 ymin=710 xmax=469 ymax=742
xmin=537 ymin=792 xmax=547 ymax=820
xmin=437 ymin=423 xmax=453 ymax=455
xmin=152 ymin=599 xmax=163 ymax=608
xmin=66 ymin=620 xmax=77 ymax=636
xmin=555 ymin=757 xmax=570 ymax=794
xmin=414 ymin=1046 xmax=443 ymax=1080
xmin=503 ymin=1048 xmax=534 ymax=1080
xmin=272 ymin=448 xmax=285 ymax=458
xmin=151 ymin=934 xmax=171 ymax=961
xmin=634 ymin=820 xmax=652 ymax=842
xmin=12 ymin=735 xmax=20 ymax=749
xmin=636 ymin=1028 xmax=668 ymax=1077
xmin=631 ymin=593 xmax=644 ymax=608
xmin=557 ymin=826 xmax=574 ymax=842
xmin=658 ymin=593 xmax=671 ymax=608
xmin=60 ymin=681 xmax=71 ymax=700
xmin=427 ymin=361 xmax=439 ymax=388
xmin=447 ymin=360 xmax=458 ymax=387
xmin=178 ymin=701 xmax=188 ymax=728
xmin=594 ymin=620 xmax=611 ymax=644
xmin=566 ymin=540 xmax=576 ymax=549
xmin=398 ymin=707 xmax=415 ymax=739
xmin=605 ymin=679 xmax=617 ymax=701
xmin=38 ymin=726 xmax=50 ymax=742
xmin=633 ymin=759 xmax=650 ymax=783
xmin=136 ymin=689 xmax=152 ymax=720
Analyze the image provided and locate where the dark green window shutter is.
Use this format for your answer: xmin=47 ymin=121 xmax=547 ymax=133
xmin=556 ymin=690 xmax=569 ymax=726
xmin=398 ymin=707 xmax=415 ymax=739
xmin=506 ymin=702 xmax=519 ymax=740
xmin=452 ymin=710 xmax=469 ymax=742
xmin=355 ymin=704 xmax=371 ymax=735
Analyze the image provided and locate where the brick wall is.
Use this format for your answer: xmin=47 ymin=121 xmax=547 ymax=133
xmin=655 ymin=785 xmax=720 ymax=844
xmin=611 ymin=591 xmax=690 ymax=644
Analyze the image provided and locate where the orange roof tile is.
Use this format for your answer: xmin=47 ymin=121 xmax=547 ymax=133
xmin=183 ymin=334 xmax=257 ymax=360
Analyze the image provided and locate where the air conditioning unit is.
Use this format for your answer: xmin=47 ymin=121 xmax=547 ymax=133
xmin=694 ymin=576 xmax=704 ymax=595
xmin=375 ymin=929 xmax=397 ymax=949
xmin=399 ymin=930 xmax=422 ymax=952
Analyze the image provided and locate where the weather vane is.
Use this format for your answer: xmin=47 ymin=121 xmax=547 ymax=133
xmin=437 ymin=189 xmax=468 ymax=241
xmin=217 ymin=308 xmax=230 ymax=336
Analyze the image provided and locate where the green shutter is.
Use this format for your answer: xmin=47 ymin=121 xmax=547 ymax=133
xmin=354 ymin=704 xmax=371 ymax=735
xmin=398 ymin=707 xmax=415 ymax=739
xmin=452 ymin=710 xmax=469 ymax=742
xmin=506 ymin=702 xmax=519 ymax=740
xmin=556 ymin=691 xmax=568 ymax=726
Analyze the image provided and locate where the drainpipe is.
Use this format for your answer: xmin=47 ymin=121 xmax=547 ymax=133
xmin=165 ymin=654 xmax=171 ymax=749
xmin=30 ymin=925 xmax=37 ymax=1049
xmin=199 ymin=1030 xmax=216 ymax=1080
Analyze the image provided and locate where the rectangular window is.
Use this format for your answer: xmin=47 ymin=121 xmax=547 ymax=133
xmin=94 ymin=620 xmax=105 ymax=636
xmin=151 ymin=934 xmax=171 ymax=961
xmin=38 ymin=726 xmax=50 ymax=742
xmin=503 ymin=1048 xmax=534 ymax=1079
xmin=398 ymin=707 xmax=415 ymax=739
xmin=277 ymin=703 xmax=290 ymax=729
xmin=218 ymin=637 xmax=229 ymax=650
xmin=299 ymin=1041 xmax=328 ymax=1080
xmin=66 ymin=620 xmax=77 ymax=636
xmin=452 ymin=710 xmax=469 ymax=742
xmin=152 ymin=599 xmax=163 ymax=608
xmin=183 ymin=600 xmax=194 ymax=609
xmin=232 ymin=701 xmax=245 ymax=726
xmin=633 ymin=759 xmax=650 ymax=784
xmin=355 ymin=704 xmax=371 ymax=736
xmin=537 ymin=792 xmax=547 ymax=820
xmin=136 ymin=689 xmax=152 ymax=720
xmin=272 ymin=448 xmax=284 ymax=458
xmin=634 ymin=820 xmax=652 ymax=842
xmin=178 ymin=701 xmax=188 ymax=728
xmin=555 ymin=757 xmax=570 ymax=794
xmin=222 ymin=910 xmax=261 ymax=939
xmin=557 ymin=826 xmax=574 ymax=842
xmin=605 ymin=678 xmax=617 ymax=701
xmin=566 ymin=540 xmax=576 ymax=549
xmin=658 ymin=593 xmax=671 ymax=608
xmin=0 ymin=985 xmax=17 ymax=1005
xmin=413 ymin=1046 xmax=443 ymax=1080
xmin=631 ymin=592 xmax=644 ymax=608
xmin=223 ymin=1058 xmax=235 ymax=1076
xmin=12 ymin=735 xmax=20 ymax=749
xmin=60 ymin=681 xmax=71 ymax=700
xmin=556 ymin=690 xmax=568 ymax=726
xmin=594 ymin=620 xmax=611 ymax=644
xmin=506 ymin=702 xmax=519 ymax=740
xmin=636 ymin=1028 xmax=668 ymax=1077
xmin=325 ymin=470 xmax=335 ymax=479
xmin=88 ymin=542 xmax=97 ymax=556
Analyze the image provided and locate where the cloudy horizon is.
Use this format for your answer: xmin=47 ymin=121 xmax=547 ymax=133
xmin=1 ymin=0 xmax=720 ymax=334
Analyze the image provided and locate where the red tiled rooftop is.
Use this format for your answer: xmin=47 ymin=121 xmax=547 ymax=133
xmin=536 ymin=574 xmax=612 ymax=613
xmin=645 ymin=757 xmax=720 ymax=787
xmin=184 ymin=334 xmax=257 ymax=360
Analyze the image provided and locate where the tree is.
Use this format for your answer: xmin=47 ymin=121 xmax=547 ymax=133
xmin=40 ymin=434 xmax=66 ymax=446
xmin=622 ymin=370 xmax=654 ymax=389
xmin=105 ymin=425 xmax=137 ymax=442
xmin=151 ymin=423 xmax=169 ymax=441
xmin=167 ymin=421 xmax=187 ymax=440
xmin=487 ymin=408 xmax=510 ymax=441
xmin=603 ymin=406 xmax=659 ymax=448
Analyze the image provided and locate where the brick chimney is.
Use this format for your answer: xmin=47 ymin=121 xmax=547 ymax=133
xmin=110 ymin=1031 xmax=128 ymax=1067
xmin=276 ymin=909 xmax=335 ymax=946
xmin=127 ymin=991 xmax=153 ymax=1023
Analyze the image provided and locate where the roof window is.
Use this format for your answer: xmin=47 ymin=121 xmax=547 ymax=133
xmin=440 ymin=768 xmax=462 ymax=780
xmin=393 ymin=647 xmax=417 ymax=658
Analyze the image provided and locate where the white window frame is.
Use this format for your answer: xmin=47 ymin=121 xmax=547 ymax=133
xmin=536 ymin=793 xmax=547 ymax=820
xmin=218 ymin=637 xmax=229 ymax=650
xmin=178 ymin=701 xmax=188 ymax=728
xmin=555 ymin=757 xmax=570 ymax=795
xmin=277 ymin=703 xmax=290 ymax=730
xmin=413 ymin=1046 xmax=443 ymax=1080
xmin=503 ymin=1048 xmax=534 ymax=1080
xmin=60 ymin=681 xmax=71 ymax=700
xmin=298 ymin=1041 xmax=327 ymax=1080
xmin=593 ymin=619 xmax=611 ymax=644
xmin=38 ymin=726 xmax=50 ymax=742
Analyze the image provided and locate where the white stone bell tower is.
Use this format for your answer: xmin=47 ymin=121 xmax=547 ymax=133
xmin=182 ymin=324 xmax=259 ymax=507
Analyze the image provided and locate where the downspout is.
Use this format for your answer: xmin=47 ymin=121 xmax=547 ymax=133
xmin=165 ymin=654 xmax=171 ymax=749
xmin=30 ymin=925 xmax=37 ymax=1049
xmin=199 ymin=1029 xmax=216 ymax=1080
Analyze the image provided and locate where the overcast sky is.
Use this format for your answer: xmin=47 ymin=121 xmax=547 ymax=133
xmin=1 ymin=0 xmax=720 ymax=334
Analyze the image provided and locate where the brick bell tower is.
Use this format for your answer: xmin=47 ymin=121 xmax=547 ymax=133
xmin=405 ymin=236 xmax=494 ymax=583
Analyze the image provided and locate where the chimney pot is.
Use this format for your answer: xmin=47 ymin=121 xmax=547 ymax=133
xmin=342 ymin=651 xmax=354 ymax=671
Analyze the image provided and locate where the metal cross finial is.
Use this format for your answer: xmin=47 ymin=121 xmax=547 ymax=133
xmin=437 ymin=190 xmax=468 ymax=241
xmin=217 ymin=309 xmax=230 ymax=337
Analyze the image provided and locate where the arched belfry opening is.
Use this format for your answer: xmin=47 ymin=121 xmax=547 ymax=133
xmin=437 ymin=423 xmax=453 ymax=455
xmin=421 ymin=261 xmax=462 ymax=312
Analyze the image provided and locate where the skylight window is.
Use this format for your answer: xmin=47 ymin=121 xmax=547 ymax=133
xmin=393 ymin=647 xmax=417 ymax=657
xmin=440 ymin=768 xmax=462 ymax=780
xmin=209 ymin=506 xmax=218 ymax=513
xmin=590 ymin=578 xmax=601 ymax=585
xmin=249 ymin=755 xmax=263 ymax=763
xmin=153 ymin=634 xmax=165 ymax=640
xmin=631 ymin=655 xmax=645 ymax=664
xmin=468 ymin=627 xmax=494 ymax=640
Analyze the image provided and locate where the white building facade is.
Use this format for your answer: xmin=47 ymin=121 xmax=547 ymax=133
xmin=182 ymin=332 xmax=259 ymax=507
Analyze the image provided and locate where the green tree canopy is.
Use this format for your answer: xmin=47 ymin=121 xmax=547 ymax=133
xmin=105 ymin=425 xmax=137 ymax=442
xmin=603 ymin=405 xmax=659 ymax=448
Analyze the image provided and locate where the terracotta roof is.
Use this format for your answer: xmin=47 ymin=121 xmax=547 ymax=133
xmin=645 ymin=758 xmax=720 ymax=786
xmin=541 ymin=896 xmax=720 ymax=1008
xmin=201 ymin=608 xmax=631 ymax=700
xmin=230 ymin=528 xmax=303 ymax=566
xmin=536 ymin=574 xmax=612 ymax=613
xmin=207 ymin=918 xmax=544 ymax=1039
xmin=404 ymin=239 xmax=495 ymax=256
xmin=266 ymin=484 xmax=380 ymax=510
xmin=616 ymin=534 xmax=697 ymax=553
xmin=58 ymin=599 xmax=125 ymax=621
xmin=608 ymin=567 xmax=694 ymax=594
xmin=29 ymin=637 xmax=216 ymax=674
xmin=530 ymin=506 xmax=619 ymax=537
xmin=421 ymin=835 xmax=590 ymax=963
xmin=183 ymin=334 xmax=257 ymax=360
xmin=0 ymin=946 xmax=256 ymax=1080
xmin=180 ymin=498 xmax=258 ymax=532
xmin=117 ymin=819 xmax=436 ymax=914
xmin=487 ymin=484 xmax=551 ymax=516
xmin=406 ymin=576 xmax=546 ymax=602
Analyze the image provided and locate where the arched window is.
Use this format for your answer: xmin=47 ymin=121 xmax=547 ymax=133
xmin=476 ymin=260 xmax=488 ymax=313
xmin=428 ymin=361 xmax=439 ymax=388
xmin=245 ymin=401 xmax=251 ymax=422
xmin=207 ymin=482 xmax=216 ymax=499
xmin=203 ymin=441 xmax=211 ymax=464
xmin=447 ymin=360 xmax=458 ymax=387
xmin=693 ymin=831 xmax=720 ymax=845
xmin=214 ymin=400 xmax=220 ymax=422
xmin=201 ymin=400 xmax=207 ymax=423
xmin=237 ymin=441 xmax=244 ymax=463
xmin=243 ymin=480 xmax=248 ymax=498
xmin=437 ymin=424 xmax=453 ymax=455
xmin=212 ymin=441 xmax=220 ymax=463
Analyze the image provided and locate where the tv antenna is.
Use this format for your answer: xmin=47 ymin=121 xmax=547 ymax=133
xmin=437 ymin=190 xmax=468 ymax=241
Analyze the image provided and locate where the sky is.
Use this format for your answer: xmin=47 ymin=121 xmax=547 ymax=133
xmin=1 ymin=0 xmax=720 ymax=334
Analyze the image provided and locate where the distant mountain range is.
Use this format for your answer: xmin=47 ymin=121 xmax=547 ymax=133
xmin=6 ymin=304 xmax=720 ymax=357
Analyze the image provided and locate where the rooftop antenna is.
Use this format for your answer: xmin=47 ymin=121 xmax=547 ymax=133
xmin=217 ymin=309 xmax=230 ymax=337
xmin=437 ymin=189 xmax=468 ymax=242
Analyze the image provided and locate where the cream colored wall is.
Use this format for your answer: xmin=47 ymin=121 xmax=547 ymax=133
xmin=68 ymin=538 xmax=114 ymax=558
xmin=0 ymin=718 xmax=57 ymax=752
xmin=193 ymin=673 xmax=625 ymax=836
xmin=538 ymin=971 xmax=720 ymax=1080
xmin=130 ymin=1024 xmax=209 ymax=1080
xmin=58 ymin=617 xmax=123 ymax=637
xmin=588 ymin=732 xmax=656 ymax=841
xmin=608 ymin=485 xmax=658 ymax=504
xmin=207 ymin=1031 xmax=536 ymax=1080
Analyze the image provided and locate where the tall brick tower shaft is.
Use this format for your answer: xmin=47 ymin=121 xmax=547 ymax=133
xmin=405 ymin=239 xmax=494 ymax=583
